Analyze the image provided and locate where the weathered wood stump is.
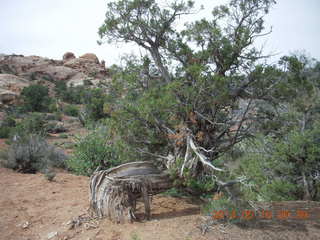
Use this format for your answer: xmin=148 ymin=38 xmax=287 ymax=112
xmin=89 ymin=161 xmax=173 ymax=223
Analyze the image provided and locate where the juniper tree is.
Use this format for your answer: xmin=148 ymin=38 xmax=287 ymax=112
xmin=98 ymin=0 xmax=279 ymax=193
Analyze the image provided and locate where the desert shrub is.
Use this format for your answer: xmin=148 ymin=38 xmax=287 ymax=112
xmin=21 ymin=84 xmax=52 ymax=112
xmin=162 ymin=188 xmax=186 ymax=198
xmin=4 ymin=134 xmax=68 ymax=173
xmin=2 ymin=115 xmax=16 ymax=128
xmin=82 ymin=88 xmax=110 ymax=122
xmin=202 ymin=195 xmax=251 ymax=224
xmin=0 ymin=127 xmax=11 ymax=138
xmin=14 ymin=113 xmax=47 ymax=136
xmin=66 ymin=127 xmax=119 ymax=176
xmin=238 ymin=125 xmax=320 ymax=201
xmin=0 ymin=115 xmax=16 ymax=138
xmin=48 ymin=102 xmax=58 ymax=113
xmin=63 ymin=104 xmax=79 ymax=117
xmin=0 ymin=149 xmax=9 ymax=167
xmin=55 ymin=82 xmax=86 ymax=104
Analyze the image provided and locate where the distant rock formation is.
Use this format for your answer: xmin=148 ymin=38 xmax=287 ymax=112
xmin=0 ymin=53 xmax=111 ymax=107
xmin=62 ymin=52 xmax=76 ymax=61
xmin=0 ymin=74 xmax=29 ymax=105
xmin=79 ymin=53 xmax=99 ymax=64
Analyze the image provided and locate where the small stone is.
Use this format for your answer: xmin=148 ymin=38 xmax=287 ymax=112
xmin=22 ymin=221 xmax=30 ymax=229
xmin=64 ymin=220 xmax=73 ymax=226
xmin=47 ymin=231 xmax=58 ymax=239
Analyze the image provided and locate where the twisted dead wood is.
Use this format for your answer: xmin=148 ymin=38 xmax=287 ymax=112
xmin=89 ymin=161 xmax=172 ymax=223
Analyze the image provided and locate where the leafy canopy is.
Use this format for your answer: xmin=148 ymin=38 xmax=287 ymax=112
xmin=98 ymin=0 xmax=280 ymax=193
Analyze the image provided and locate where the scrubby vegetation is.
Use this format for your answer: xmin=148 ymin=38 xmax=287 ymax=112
xmin=66 ymin=127 xmax=119 ymax=176
xmin=1 ymin=134 xmax=67 ymax=173
xmin=21 ymin=84 xmax=52 ymax=112
xmin=1 ymin=0 xmax=319 ymax=225
xmin=92 ymin=0 xmax=320 ymax=214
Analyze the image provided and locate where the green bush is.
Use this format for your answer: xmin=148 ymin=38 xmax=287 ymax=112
xmin=14 ymin=113 xmax=47 ymax=136
xmin=55 ymin=82 xmax=86 ymax=104
xmin=202 ymin=195 xmax=250 ymax=223
xmin=0 ymin=149 xmax=8 ymax=167
xmin=21 ymin=84 xmax=52 ymax=112
xmin=63 ymin=104 xmax=79 ymax=117
xmin=82 ymin=88 xmax=109 ymax=121
xmin=48 ymin=102 xmax=58 ymax=113
xmin=238 ymin=126 xmax=320 ymax=201
xmin=3 ymin=134 xmax=68 ymax=173
xmin=66 ymin=127 xmax=119 ymax=176
xmin=2 ymin=115 xmax=16 ymax=127
xmin=0 ymin=126 xmax=12 ymax=138
xmin=0 ymin=115 xmax=16 ymax=138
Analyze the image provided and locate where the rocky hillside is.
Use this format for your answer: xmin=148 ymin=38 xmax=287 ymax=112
xmin=0 ymin=52 xmax=111 ymax=108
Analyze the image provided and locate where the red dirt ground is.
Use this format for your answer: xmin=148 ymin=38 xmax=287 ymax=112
xmin=1 ymin=167 xmax=320 ymax=240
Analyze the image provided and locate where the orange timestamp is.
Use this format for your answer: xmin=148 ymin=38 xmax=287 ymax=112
xmin=211 ymin=209 xmax=311 ymax=220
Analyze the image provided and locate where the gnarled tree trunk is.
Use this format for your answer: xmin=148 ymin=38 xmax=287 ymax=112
xmin=89 ymin=161 xmax=172 ymax=223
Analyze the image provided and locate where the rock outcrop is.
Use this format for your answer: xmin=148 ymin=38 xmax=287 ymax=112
xmin=79 ymin=53 xmax=99 ymax=64
xmin=0 ymin=53 xmax=109 ymax=86
xmin=62 ymin=52 xmax=76 ymax=61
xmin=0 ymin=53 xmax=110 ymax=107
xmin=0 ymin=74 xmax=29 ymax=105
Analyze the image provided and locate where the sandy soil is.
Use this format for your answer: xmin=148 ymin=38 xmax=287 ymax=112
xmin=1 ymin=167 xmax=320 ymax=240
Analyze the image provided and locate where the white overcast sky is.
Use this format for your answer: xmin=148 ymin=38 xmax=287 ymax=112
xmin=1 ymin=0 xmax=320 ymax=66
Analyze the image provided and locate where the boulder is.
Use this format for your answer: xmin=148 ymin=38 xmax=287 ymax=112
xmin=26 ymin=65 xmax=77 ymax=82
xmin=0 ymin=88 xmax=18 ymax=104
xmin=64 ymin=57 xmax=108 ymax=79
xmin=0 ymin=55 xmax=59 ymax=76
xmin=79 ymin=53 xmax=99 ymax=64
xmin=62 ymin=52 xmax=76 ymax=61
xmin=0 ymin=74 xmax=29 ymax=88
xmin=66 ymin=72 xmax=90 ymax=87
xmin=0 ymin=74 xmax=28 ymax=105
xmin=0 ymin=54 xmax=110 ymax=91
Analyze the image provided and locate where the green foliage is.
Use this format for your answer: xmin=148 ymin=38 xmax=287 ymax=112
xmin=0 ymin=126 xmax=11 ymax=138
xmin=96 ymin=0 xmax=320 ymax=200
xmin=0 ymin=115 xmax=17 ymax=138
xmin=21 ymin=84 xmax=52 ymax=112
xmin=82 ymin=88 xmax=109 ymax=121
xmin=0 ymin=149 xmax=9 ymax=167
xmin=3 ymin=134 xmax=67 ymax=173
xmin=14 ymin=113 xmax=47 ymax=136
xmin=48 ymin=102 xmax=58 ymax=113
xmin=98 ymin=0 xmax=278 ymax=163
xmin=202 ymin=195 xmax=250 ymax=223
xmin=238 ymin=125 xmax=320 ymax=201
xmin=67 ymin=127 xmax=119 ymax=176
xmin=59 ymin=133 xmax=68 ymax=139
xmin=63 ymin=104 xmax=79 ymax=117
xmin=162 ymin=188 xmax=187 ymax=198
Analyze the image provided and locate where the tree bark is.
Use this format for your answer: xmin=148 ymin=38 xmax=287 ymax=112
xmin=89 ymin=162 xmax=172 ymax=223
xmin=150 ymin=48 xmax=171 ymax=84
xmin=302 ymin=171 xmax=311 ymax=200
